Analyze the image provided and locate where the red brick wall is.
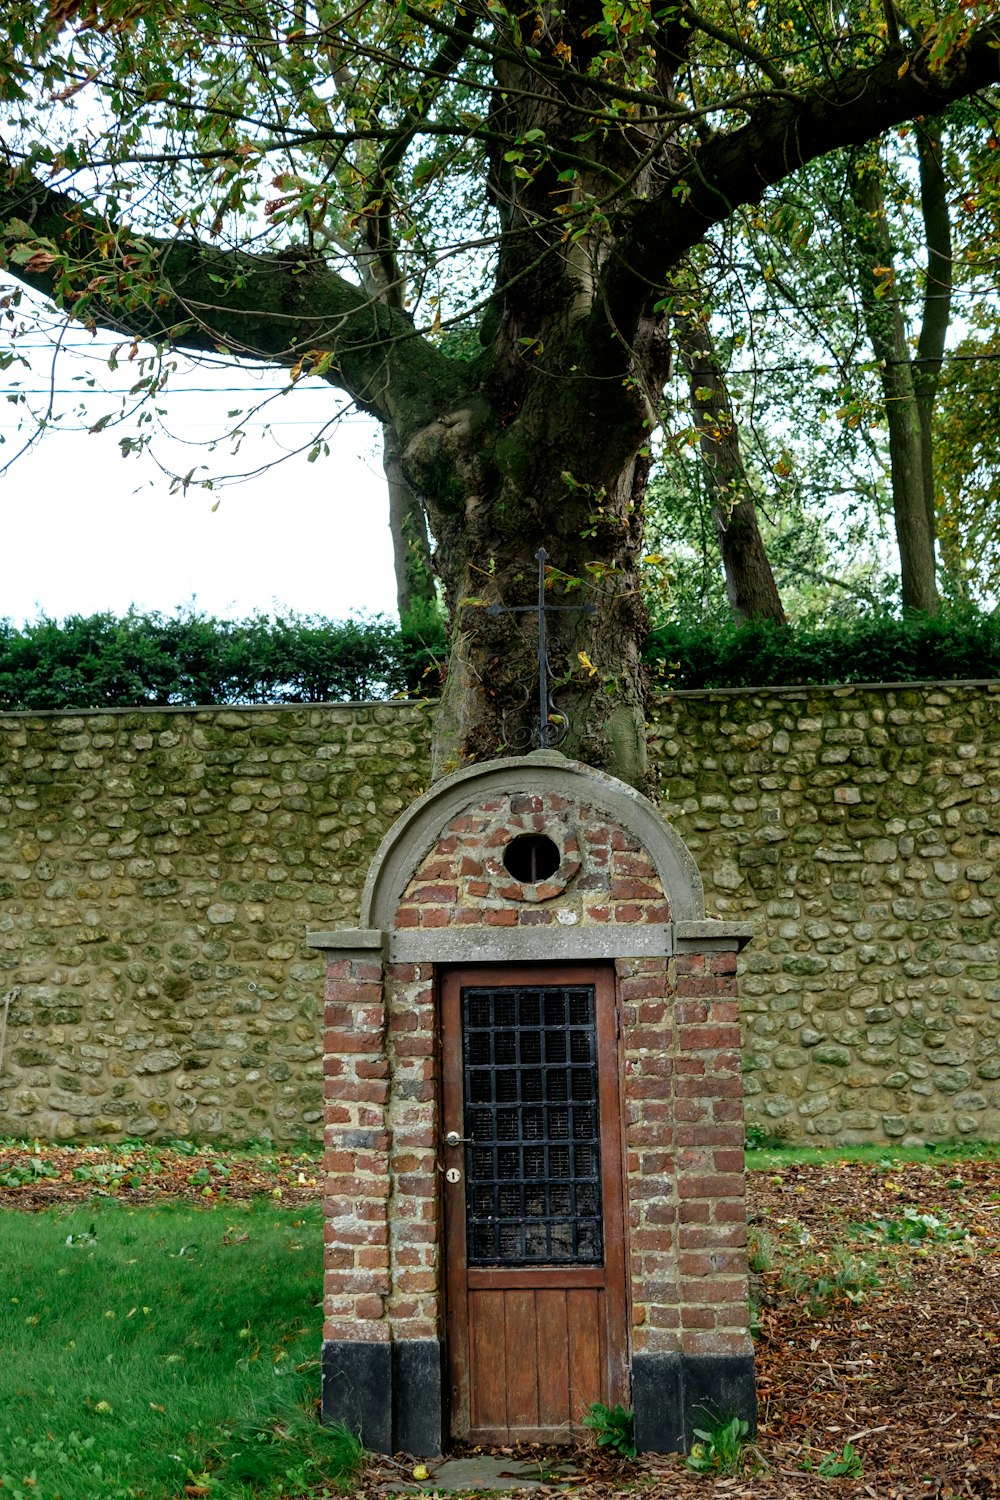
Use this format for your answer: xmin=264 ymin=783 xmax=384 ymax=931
xmin=620 ymin=952 xmax=750 ymax=1358
xmin=384 ymin=962 xmax=440 ymax=1341
xmin=396 ymin=791 xmax=671 ymax=928
xmin=322 ymin=956 xmax=391 ymax=1343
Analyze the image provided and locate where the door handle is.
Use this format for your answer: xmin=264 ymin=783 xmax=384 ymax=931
xmin=444 ymin=1130 xmax=472 ymax=1147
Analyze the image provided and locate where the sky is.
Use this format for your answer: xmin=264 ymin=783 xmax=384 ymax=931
xmin=1 ymin=294 xmax=398 ymax=627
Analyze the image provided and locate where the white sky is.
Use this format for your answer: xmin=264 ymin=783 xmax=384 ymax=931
xmin=1 ymin=296 xmax=398 ymax=627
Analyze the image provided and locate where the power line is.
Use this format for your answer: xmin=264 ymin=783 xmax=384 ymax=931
xmin=0 ymin=389 xmax=374 ymax=404
xmin=5 ymin=343 xmax=1000 ymax=400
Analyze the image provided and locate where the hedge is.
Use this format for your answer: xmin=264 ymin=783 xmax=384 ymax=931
xmin=1 ymin=607 xmax=998 ymax=712
xmin=0 ymin=609 xmax=447 ymax=710
xmin=646 ymin=611 xmax=1000 ymax=690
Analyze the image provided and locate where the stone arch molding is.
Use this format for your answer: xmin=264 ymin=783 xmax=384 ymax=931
xmin=362 ymin=749 xmax=704 ymax=930
xmin=309 ymin=750 xmax=752 ymax=962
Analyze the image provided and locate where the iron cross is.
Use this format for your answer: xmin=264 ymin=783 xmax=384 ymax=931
xmin=487 ymin=548 xmax=595 ymax=749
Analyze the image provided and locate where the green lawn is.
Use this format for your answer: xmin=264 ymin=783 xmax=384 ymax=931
xmin=745 ymin=1138 xmax=1000 ymax=1171
xmin=0 ymin=1199 xmax=361 ymax=1500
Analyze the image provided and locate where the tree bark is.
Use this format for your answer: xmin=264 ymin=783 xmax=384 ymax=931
xmin=913 ymin=120 xmax=953 ymax=549
xmin=849 ymin=157 xmax=940 ymax=613
xmin=382 ymin=422 xmax=436 ymax=620
xmin=403 ymin=370 xmax=658 ymax=790
xmin=675 ymin=315 xmax=786 ymax=625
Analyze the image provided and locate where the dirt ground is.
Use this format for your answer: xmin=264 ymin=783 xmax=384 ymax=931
xmin=2 ymin=1143 xmax=998 ymax=1497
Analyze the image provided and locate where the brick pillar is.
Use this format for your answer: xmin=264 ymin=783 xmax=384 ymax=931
xmin=621 ymin=947 xmax=755 ymax=1452
xmin=319 ymin=945 xmax=395 ymax=1450
xmin=384 ymin=961 xmax=446 ymax=1454
xmin=316 ymin=939 xmax=446 ymax=1458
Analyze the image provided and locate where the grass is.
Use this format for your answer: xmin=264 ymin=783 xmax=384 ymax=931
xmin=854 ymin=1207 xmax=969 ymax=1246
xmin=582 ymin=1401 xmax=637 ymax=1460
xmin=0 ymin=1199 xmax=362 ymax=1500
xmin=778 ymin=1246 xmax=882 ymax=1317
xmin=799 ymin=1441 xmax=864 ymax=1478
xmin=746 ymin=1140 xmax=1000 ymax=1172
xmin=746 ymin=1226 xmax=776 ymax=1274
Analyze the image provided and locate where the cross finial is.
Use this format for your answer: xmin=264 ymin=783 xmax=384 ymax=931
xmin=486 ymin=549 xmax=594 ymax=749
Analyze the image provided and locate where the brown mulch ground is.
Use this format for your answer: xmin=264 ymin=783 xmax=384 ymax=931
xmin=0 ymin=1139 xmax=322 ymax=1208
xmin=2 ymin=1143 xmax=998 ymax=1496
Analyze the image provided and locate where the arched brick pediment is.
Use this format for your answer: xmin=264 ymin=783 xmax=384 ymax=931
xmin=355 ymin=750 xmax=707 ymax=960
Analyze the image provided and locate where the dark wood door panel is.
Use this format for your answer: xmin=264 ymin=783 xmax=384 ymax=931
xmin=467 ymin=1286 xmax=607 ymax=1441
xmin=567 ymin=1288 xmax=605 ymax=1426
xmin=443 ymin=965 xmax=628 ymax=1445
xmin=468 ymin=1290 xmax=508 ymax=1432
xmin=535 ymin=1291 xmax=571 ymax=1428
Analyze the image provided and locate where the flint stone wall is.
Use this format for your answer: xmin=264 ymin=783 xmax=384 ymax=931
xmin=651 ymin=682 xmax=1000 ymax=1145
xmin=0 ymin=705 xmax=427 ymax=1141
xmin=2 ymin=681 xmax=1000 ymax=1144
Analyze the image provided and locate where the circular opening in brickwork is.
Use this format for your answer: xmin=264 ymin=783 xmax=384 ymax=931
xmin=502 ymin=833 xmax=561 ymax=884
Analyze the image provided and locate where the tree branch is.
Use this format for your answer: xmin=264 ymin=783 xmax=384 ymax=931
xmin=366 ymin=4 xmax=479 ymax=312
xmin=914 ymin=118 xmax=953 ymax=385
xmin=683 ymin=3 xmax=788 ymax=89
xmin=595 ymin=21 xmax=1000 ymax=347
xmin=0 ymin=170 xmax=467 ymax=440
xmin=913 ymin=115 xmax=953 ymax=545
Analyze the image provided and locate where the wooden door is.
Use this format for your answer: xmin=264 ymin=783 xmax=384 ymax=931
xmin=442 ymin=965 xmax=629 ymax=1444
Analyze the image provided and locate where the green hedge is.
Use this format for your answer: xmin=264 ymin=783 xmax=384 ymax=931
xmin=646 ymin=611 xmax=1000 ymax=690
xmin=2 ymin=608 xmax=998 ymax=712
xmin=0 ymin=609 xmax=447 ymax=711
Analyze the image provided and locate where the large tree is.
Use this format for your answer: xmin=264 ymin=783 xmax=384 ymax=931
xmin=2 ymin=0 xmax=998 ymax=787
xmin=847 ymin=119 xmax=952 ymax=614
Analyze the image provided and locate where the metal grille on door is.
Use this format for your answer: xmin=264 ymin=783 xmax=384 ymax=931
xmin=461 ymin=983 xmax=603 ymax=1266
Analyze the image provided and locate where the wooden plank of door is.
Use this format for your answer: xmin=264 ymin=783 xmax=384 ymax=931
xmin=536 ymin=1289 xmax=571 ymax=1428
xmin=504 ymin=1290 xmax=540 ymax=1428
xmin=469 ymin=1290 xmax=508 ymax=1433
xmin=567 ymin=1288 xmax=604 ymax=1426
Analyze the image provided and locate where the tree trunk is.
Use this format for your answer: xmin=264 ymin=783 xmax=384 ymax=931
xmin=382 ymin=421 xmax=436 ymax=620
xmin=913 ymin=120 xmax=953 ymax=552
xmin=674 ymin=315 xmax=787 ymax=625
xmin=380 ymin=6 xmax=683 ymax=790
xmin=401 ymin=383 xmax=657 ymax=790
xmin=849 ymin=156 xmax=940 ymax=613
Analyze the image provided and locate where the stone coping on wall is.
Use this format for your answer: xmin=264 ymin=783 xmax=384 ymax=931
xmin=2 ymin=676 xmax=999 ymax=725
xmin=0 ymin=701 xmax=432 ymax=721
xmin=659 ymin=679 xmax=1000 ymax=698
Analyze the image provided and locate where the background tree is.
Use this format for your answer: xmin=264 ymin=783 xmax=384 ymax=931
xmin=382 ymin=420 xmax=437 ymax=621
xmin=673 ymin=300 xmax=786 ymax=625
xmin=701 ymin=100 xmax=1000 ymax=620
xmin=846 ymin=121 xmax=950 ymax=614
xmin=2 ymin=1 xmax=999 ymax=786
xmin=931 ymin=116 xmax=1000 ymax=601
xmin=935 ymin=319 xmax=1000 ymax=599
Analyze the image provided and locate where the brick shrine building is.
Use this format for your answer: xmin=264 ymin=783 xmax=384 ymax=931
xmin=308 ymin=750 xmax=755 ymax=1454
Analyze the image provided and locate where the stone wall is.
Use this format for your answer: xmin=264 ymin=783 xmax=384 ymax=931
xmin=0 ymin=705 xmax=428 ymax=1141
xmin=3 ymin=682 xmax=1000 ymax=1144
xmin=651 ymin=682 xmax=1000 ymax=1144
